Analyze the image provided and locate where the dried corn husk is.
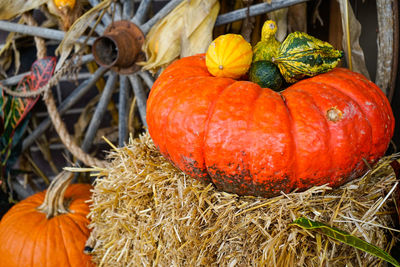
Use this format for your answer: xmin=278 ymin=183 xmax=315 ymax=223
xmin=267 ymin=7 xmax=288 ymax=42
xmin=181 ymin=0 xmax=220 ymax=58
xmin=0 ymin=0 xmax=48 ymax=20
xmin=46 ymin=0 xmax=82 ymax=30
xmin=139 ymin=1 xmax=186 ymax=73
xmin=140 ymin=0 xmax=219 ymax=73
xmin=86 ymin=133 xmax=397 ymax=266
xmin=55 ymin=0 xmax=111 ymax=70
xmin=337 ymin=0 xmax=370 ymax=79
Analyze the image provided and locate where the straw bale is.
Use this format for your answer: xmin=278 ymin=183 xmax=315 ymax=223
xmin=88 ymin=133 xmax=398 ymax=266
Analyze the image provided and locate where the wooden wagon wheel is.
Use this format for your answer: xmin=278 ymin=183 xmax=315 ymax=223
xmin=0 ymin=0 xmax=311 ymax=170
xmin=0 ymin=0 xmax=397 ymax=170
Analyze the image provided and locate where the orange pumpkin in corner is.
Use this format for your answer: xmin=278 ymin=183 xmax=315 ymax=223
xmin=0 ymin=171 xmax=94 ymax=267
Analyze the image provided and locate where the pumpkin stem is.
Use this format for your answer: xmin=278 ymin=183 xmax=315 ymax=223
xmin=37 ymin=170 xmax=74 ymax=219
xmin=326 ymin=107 xmax=343 ymax=122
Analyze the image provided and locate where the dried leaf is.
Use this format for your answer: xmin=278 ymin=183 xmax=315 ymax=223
xmin=0 ymin=0 xmax=47 ymax=20
xmin=337 ymin=0 xmax=370 ymax=79
xmin=46 ymin=0 xmax=83 ymax=30
xmin=0 ymin=32 xmax=15 ymax=57
xmin=267 ymin=7 xmax=288 ymax=42
xmin=11 ymin=40 xmax=21 ymax=76
xmin=55 ymin=0 xmax=111 ymax=70
xmin=0 ymin=39 xmax=14 ymax=77
xmin=140 ymin=0 xmax=220 ymax=73
xmin=139 ymin=1 xmax=186 ymax=73
xmin=0 ymin=17 xmax=24 ymax=77
xmin=291 ymin=217 xmax=400 ymax=267
xmin=181 ymin=0 xmax=219 ymax=57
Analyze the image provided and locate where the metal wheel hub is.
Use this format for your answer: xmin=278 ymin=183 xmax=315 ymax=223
xmin=92 ymin=20 xmax=145 ymax=74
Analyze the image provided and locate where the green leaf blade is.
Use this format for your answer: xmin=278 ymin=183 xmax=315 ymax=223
xmin=291 ymin=217 xmax=400 ymax=267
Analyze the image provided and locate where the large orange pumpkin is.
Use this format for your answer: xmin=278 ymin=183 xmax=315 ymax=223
xmin=0 ymin=171 xmax=94 ymax=267
xmin=147 ymin=54 xmax=394 ymax=197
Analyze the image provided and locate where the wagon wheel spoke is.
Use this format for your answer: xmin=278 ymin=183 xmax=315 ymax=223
xmin=88 ymin=0 xmax=113 ymax=26
xmin=118 ymin=75 xmax=129 ymax=147
xmin=0 ymin=20 xmax=95 ymax=44
xmin=215 ymin=0 xmax=309 ymax=26
xmin=128 ymin=74 xmax=147 ymax=128
xmin=113 ymin=2 xmax=123 ymax=22
xmin=132 ymin=0 xmax=152 ymax=25
xmin=139 ymin=0 xmax=184 ymax=35
xmin=138 ymin=71 xmax=154 ymax=89
xmin=90 ymin=21 xmax=106 ymax=35
xmin=122 ymin=0 xmax=134 ymax=20
xmin=81 ymin=72 xmax=117 ymax=152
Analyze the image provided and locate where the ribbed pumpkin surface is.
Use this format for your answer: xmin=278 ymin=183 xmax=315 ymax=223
xmin=0 ymin=184 xmax=93 ymax=267
xmin=147 ymin=54 xmax=394 ymax=197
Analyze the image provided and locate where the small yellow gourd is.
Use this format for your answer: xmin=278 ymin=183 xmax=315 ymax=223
xmin=205 ymin=34 xmax=253 ymax=79
xmin=253 ymin=20 xmax=281 ymax=62
xmin=54 ymin=0 xmax=76 ymax=9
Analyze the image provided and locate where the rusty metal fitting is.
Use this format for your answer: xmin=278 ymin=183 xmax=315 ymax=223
xmin=92 ymin=20 xmax=145 ymax=74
